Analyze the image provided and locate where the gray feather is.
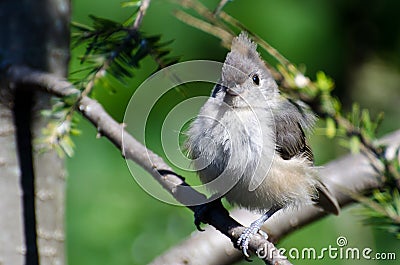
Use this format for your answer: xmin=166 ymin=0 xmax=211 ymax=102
xmin=274 ymin=99 xmax=314 ymax=162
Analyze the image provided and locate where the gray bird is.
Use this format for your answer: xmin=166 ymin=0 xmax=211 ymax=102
xmin=186 ymin=32 xmax=339 ymax=257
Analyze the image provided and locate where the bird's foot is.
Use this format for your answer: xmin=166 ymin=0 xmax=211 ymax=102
xmin=237 ymin=206 xmax=281 ymax=258
xmin=237 ymin=218 xmax=268 ymax=258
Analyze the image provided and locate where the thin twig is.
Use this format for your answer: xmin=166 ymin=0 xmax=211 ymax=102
xmin=177 ymin=0 xmax=235 ymax=37
xmin=174 ymin=10 xmax=233 ymax=47
xmin=173 ymin=0 xmax=288 ymax=85
xmin=133 ymin=0 xmax=151 ymax=30
xmin=214 ymin=0 xmax=230 ymax=16
xmin=6 ymin=65 xmax=291 ymax=265
xmin=218 ymin=11 xmax=295 ymax=70
xmin=176 ymin=0 xmax=295 ymax=72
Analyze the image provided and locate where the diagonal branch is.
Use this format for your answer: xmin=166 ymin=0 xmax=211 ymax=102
xmin=8 ymin=65 xmax=400 ymax=264
xmin=5 ymin=65 xmax=291 ymax=265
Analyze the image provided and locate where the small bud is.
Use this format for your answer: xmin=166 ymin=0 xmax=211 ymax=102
xmin=294 ymin=74 xmax=308 ymax=88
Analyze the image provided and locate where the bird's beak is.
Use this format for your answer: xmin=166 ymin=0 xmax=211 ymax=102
xmin=225 ymin=85 xmax=243 ymax=96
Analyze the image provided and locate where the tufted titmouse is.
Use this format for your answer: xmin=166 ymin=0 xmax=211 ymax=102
xmin=186 ymin=32 xmax=339 ymax=257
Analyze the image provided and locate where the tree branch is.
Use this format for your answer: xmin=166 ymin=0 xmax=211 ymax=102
xmin=7 ymin=65 xmax=400 ymax=264
xmin=149 ymin=130 xmax=400 ymax=265
xmin=5 ymin=65 xmax=291 ymax=265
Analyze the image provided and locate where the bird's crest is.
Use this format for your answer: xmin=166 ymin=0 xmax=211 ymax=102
xmin=230 ymin=32 xmax=259 ymax=60
xmin=222 ymin=32 xmax=264 ymax=84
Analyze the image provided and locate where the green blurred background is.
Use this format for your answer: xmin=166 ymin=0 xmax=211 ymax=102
xmin=67 ymin=0 xmax=400 ymax=264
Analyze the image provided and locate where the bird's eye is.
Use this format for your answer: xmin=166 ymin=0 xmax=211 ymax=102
xmin=252 ymin=74 xmax=260 ymax=86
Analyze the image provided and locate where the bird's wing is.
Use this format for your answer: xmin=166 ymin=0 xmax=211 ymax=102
xmin=274 ymin=101 xmax=340 ymax=215
xmin=274 ymin=118 xmax=313 ymax=162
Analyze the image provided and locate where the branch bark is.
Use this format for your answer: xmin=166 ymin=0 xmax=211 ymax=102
xmin=0 ymin=1 xmax=69 ymax=264
xmin=0 ymin=89 xmax=24 ymax=265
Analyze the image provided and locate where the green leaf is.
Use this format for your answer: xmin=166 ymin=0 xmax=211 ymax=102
xmin=89 ymin=15 xmax=122 ymax=30
xmin=361 ymin=109 xmax=371 ymax=132
xmin=331 ymin=97 xmax=342 ymax=113
xmin=393 ymin=189 xmax=400 ymax=213
xmin=326 ymin=117 xmax=336 ymax=138
xmin=60 ymin=136 xmax=75 ymax=157
xmin=70 ymin=128 xmax=82 ymax=136
xmin=71 ymin=21 xmax=94 ymax=32
xmin=316 ymin=71 xmax=334 ymax=92
xmin=350 ymin=103 xmax=360 ymax=127
xmin=41 ymin=110 xmax=53 ymax=117
xmin=121 ymin=0 xmax=142 ymax=8
xmin=54 ymin=145 xmax=65 ymax=158
xmin=349 ymin=135 xmax=361 ymax=154
xmin=63 ymin=91 xmax=81 ymax=106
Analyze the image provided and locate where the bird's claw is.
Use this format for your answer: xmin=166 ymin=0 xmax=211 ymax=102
xmin=236 ymin=207 xmax=279 ymax=258
xmin=237 ymin=224 xmax=268 ymax=258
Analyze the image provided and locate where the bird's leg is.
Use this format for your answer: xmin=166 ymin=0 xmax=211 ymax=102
xmin=237 ymin=205 xmax=281 ymax=257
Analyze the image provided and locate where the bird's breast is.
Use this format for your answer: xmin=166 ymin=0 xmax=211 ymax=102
xmin=190 ymin=106 xmax=276 ymax=189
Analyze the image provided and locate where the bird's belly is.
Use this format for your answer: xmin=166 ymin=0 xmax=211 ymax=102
xmin=224 ymin=156 xmax=320 ymax=211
